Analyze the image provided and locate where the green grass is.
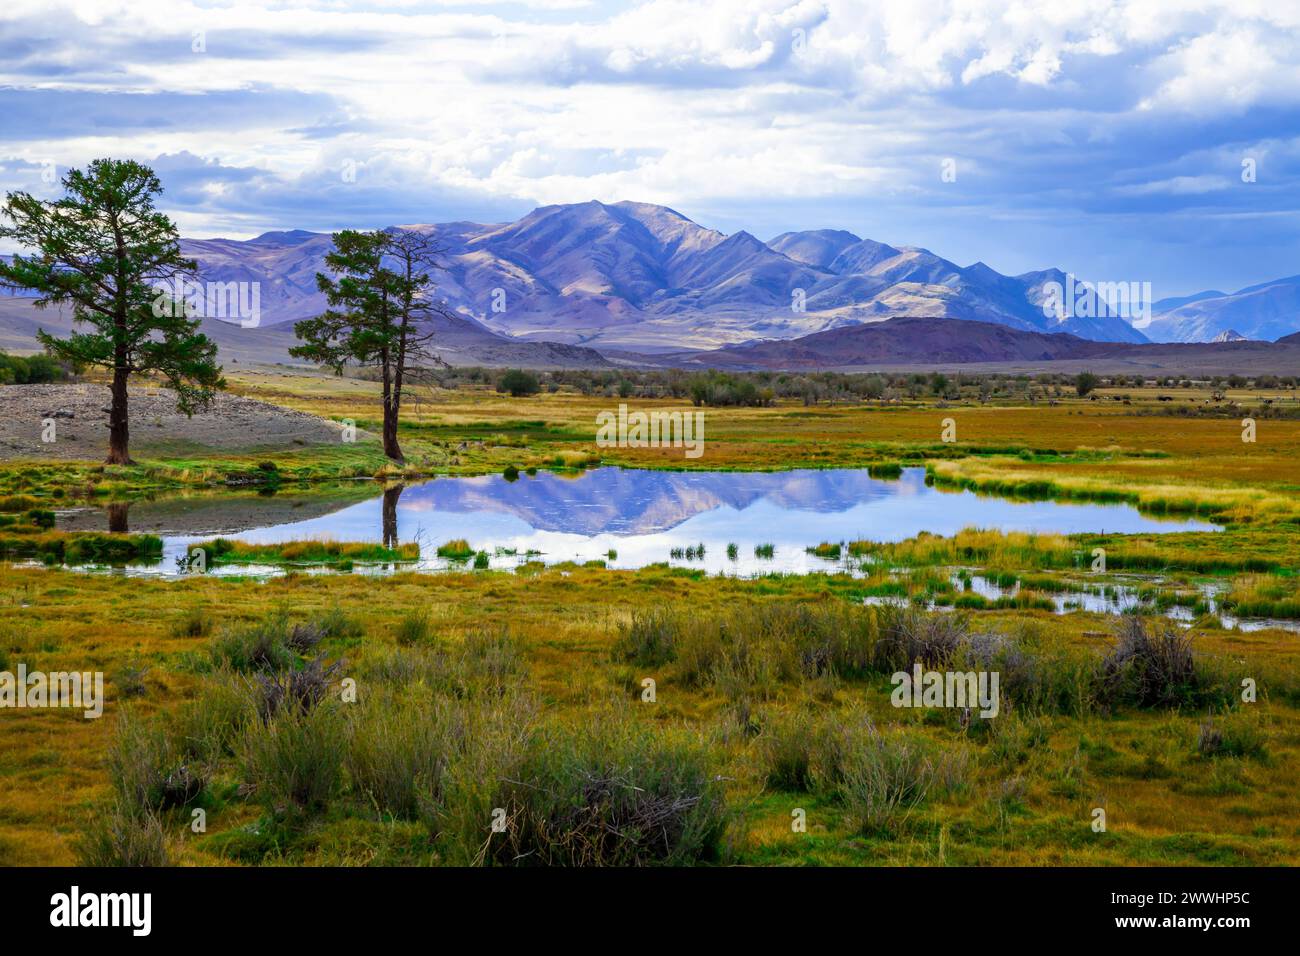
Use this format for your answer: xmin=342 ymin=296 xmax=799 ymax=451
xmin=194 ymin=537 xmax=419 ymax=566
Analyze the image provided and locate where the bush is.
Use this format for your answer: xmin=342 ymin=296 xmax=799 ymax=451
xmin=497 ymin=369 xmax=540 ymax=397
xmin=472 ymin=713 xmax=727 ymax=866
xmin=0 ymin=350 xmax=68 ymax=385
xmin=208 ymin=616 xmax=297 ymax=673
xmin=868 ymin=608 xmax=968 ymax=673
xmin=108 ymin=711 xmax=205 ymax=813
xmin=252 ymin=656 xmax=341 ymax=721
xmin=1102 ymin=616 xmax=1199 ymax=708
xmin=835 ymin=725 xmax=943 ymax=835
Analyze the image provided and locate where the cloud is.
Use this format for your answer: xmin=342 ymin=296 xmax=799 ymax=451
xmin=0 ymin=0 xmax=1298 ymax=292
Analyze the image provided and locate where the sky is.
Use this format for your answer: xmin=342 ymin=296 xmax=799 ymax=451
xmin=1 ymin=0 xmax=1298 ymax=297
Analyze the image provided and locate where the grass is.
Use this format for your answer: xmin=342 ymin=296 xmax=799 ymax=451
xmin=195 ymin=537 xmax=419 ymax=567
xmin=0 ymin=563 xmax=1296 ymax=867
xmin=0 ymin=529 xmax=163 ymax=565
xmin=1222 ymin=574 xmax=1300 ymax=619
xmin=436 ymin=539 xmax=474 ymax=560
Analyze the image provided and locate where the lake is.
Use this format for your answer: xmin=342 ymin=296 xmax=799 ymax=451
xmin=60 ymin=466 xmax=1220 ymax=576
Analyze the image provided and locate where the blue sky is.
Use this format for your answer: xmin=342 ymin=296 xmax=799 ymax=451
xmin=1 ymin=0 xmax=1298 ymax=296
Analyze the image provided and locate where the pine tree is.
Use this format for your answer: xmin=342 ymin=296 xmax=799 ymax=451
xmin=0 ymin=159 xmax=223 ymax=464
xmin=291 ymin=229 xmax=444 ymax=462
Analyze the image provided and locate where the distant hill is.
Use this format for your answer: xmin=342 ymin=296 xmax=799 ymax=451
xmin=671 ymin=316 xmax=1300 ymax=374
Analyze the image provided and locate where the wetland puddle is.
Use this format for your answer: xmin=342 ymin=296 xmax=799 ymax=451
xmin=57 ymin=466 xmax=1218 ymax=577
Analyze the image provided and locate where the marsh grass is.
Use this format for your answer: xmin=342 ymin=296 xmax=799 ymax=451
xmin=75 ymin=800 xmax=173 ymax=867
xmin=761 ymin=708 xmax=970 ymax=835
xmin=240 ymin=703 xmax=347 ymax=817
xmin=437 ymin=539 xmax=474 ymax=560
xmin=197 ymin=537 xmax=418 ymax=566
xmin=394 ymin=608 xmax=435 ymax=645
xmin=345 ymin=690 xmax=467 ymax=821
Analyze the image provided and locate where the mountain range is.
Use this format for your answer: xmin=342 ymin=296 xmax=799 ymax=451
xmin=1 ymin=200 xmax=1297 ymax=368
xmin=177 ymin=202 xmax=1146 ymax=350
xmin=170 ymin=200 xmax=1299 ymax=350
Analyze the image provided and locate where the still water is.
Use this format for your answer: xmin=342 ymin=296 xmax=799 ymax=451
xmin=67 ymin=466 xmax=1220 ymax=577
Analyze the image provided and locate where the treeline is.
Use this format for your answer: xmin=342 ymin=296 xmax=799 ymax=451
xmin=416 ymin=365 xmax=1300 ymax=407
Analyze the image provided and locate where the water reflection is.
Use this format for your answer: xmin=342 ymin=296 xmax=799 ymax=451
xmin=112 ymin=466 xmax=1220 ymax=577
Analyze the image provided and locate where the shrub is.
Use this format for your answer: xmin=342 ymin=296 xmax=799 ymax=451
xmin=1101 ymin=616 xmax=1198 ymax=708
xmin=497 ymin=369 xmax=540 ymax=397
xmin=870 ymin=608 xmax=968 ymax=672
xmin=108 ymin=711 xmax=205 ymax=813
xmin=835 ymin=726 xmax=940 ymax=835
xmin=252 ymin=656 xmax=342 ymax=721
xmin=474 ymin=713 xmax=727 ymax=866
xmin=208 ymin=616 xmax=296 ymax=673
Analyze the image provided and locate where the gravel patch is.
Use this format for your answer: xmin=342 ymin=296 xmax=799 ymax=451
xmin=0 ymin=383 xmax=357 ymax=460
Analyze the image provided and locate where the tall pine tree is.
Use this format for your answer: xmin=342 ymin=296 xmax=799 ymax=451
xmin=291 ymin=229 xmax=442 ymax=463
xmin=0 ymin=159 xmax=223 ymax=464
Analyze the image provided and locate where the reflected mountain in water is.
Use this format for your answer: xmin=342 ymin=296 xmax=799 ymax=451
xmin=398 ymin=466 xmax=929 ymax=536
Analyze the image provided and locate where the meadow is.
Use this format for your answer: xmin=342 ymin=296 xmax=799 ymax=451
xmin=0 ymin=367 xmax=1297 ymax=867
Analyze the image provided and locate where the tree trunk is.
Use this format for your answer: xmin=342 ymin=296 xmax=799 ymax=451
xmin=106 ymin=501 xmax=129 ymax=533
xmin=382 ymin=483 xmax=403 ymax=549
xmin=106 ymin=365 xmax=133 ymax=465
xmin=380 ymin=397 xmax=402 ymax=463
